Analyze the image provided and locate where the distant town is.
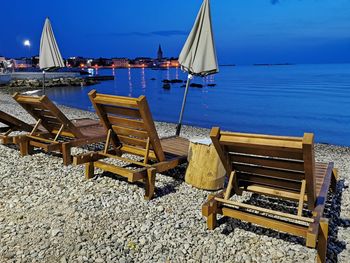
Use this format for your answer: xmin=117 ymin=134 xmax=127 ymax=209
xmin=0 ymin=45 xmax=180 ymax=70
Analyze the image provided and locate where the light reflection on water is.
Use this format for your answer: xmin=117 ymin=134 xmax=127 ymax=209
xmin=45 ymin=64 xmax=350 ymax=146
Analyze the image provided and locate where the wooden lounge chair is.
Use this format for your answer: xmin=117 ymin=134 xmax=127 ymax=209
xmin=73 ymin=90 xmax=189 ymax=200
xmin=0 ymin=109 xmax=36 ymax=144
xmin=202 ymin=128 xmax=338 ymax=263
xmin=13 ymin=93 xmax=106 ymax=165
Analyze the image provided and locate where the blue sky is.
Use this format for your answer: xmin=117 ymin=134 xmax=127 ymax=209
xmin=1 ymin=0 xmax=349 ymax=64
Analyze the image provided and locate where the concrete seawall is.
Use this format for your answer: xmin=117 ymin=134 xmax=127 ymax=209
xmin=11 ymin=72 xmax=79 ymax=80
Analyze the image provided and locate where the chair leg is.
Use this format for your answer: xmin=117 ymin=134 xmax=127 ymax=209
xmin=85 ymin=162 xmax=95 ymax=179
xmin=316 ymin=218 xmax=329 ymax=263
xmin=19 ymin=139 xmax=33 ymax=156
xmin=207 ymin=206 xmax=217 ymax=230
xmin=62 ymin=143 xmax=72 ymax=166
xmin=144 ymin=168 xmax=156 ymax=201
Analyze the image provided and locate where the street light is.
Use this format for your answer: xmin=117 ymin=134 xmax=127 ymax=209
xmin=23 ymin=40 xmax=31 ymax=67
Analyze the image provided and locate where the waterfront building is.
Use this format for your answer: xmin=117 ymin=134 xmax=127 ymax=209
xmin=67 ymin=56 xmax=87 ymax=67
xmin=112 ymin=58 xmax=129 ymax=68
xmin=133 ymin=57 xmax=153 ymax=67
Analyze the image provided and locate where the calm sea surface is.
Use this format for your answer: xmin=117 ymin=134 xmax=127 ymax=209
xmin=45 ymin=64 xmax=350 ymax=146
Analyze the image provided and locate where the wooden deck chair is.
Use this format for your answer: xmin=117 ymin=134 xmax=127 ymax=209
xmin=13 ymin=93 xmax=106 ymax=165
xmin=202 ymin=128 xmax=338 ymax=263
xmin=0 ymin=109 xmax=37 ymax=144
xmin=73 ymin=90 xmax=189 ymax=200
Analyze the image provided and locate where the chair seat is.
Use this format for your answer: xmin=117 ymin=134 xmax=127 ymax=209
xmin=160 ymin=136 xmax=189 ymax=158
xmin=72 ymin=118 xmax=101 ymax=128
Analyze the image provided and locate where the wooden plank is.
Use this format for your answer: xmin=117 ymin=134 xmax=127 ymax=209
xmin=152 ymin=156 xmax=187 ymax=173
xmin=229 ymin=153 xmax=305 ymax=171
xmin=120 ymin=145 xmax=157 ymax=160
xmin=224 ymin=171 xmax=236 ymax=200
xmin=89 ymin=90 xmax=121 ymax=149
xmin=100 ymin=152 xmax=151 ymax=167
xmin=103 ymin=105 xmax=141 ymax=119
xmin=94 ymin=161 xmax=135 ymax=178
xmin=219 ymin=134 xmax=303 ymax=151
xmin=316 ymin=218 xmax=329 ymax=263
xmin=220 ymin=131 xmax=303 ymax=142
xmin=307 ymin=162 xmax=334 ymax=248
xmin=118 ymin=135 xmax=147 ymax=148
xmin=40 ymin=96 xmax=84 ymax=138
xmin=107 ymin=115 xmax=145 ymax=130
xmin=137 ymin=96 xmax=165 ymax=161
xmin=111 ymin=125 xmax=149 ymax=139
xmin=233 ymin=163 xmax=305 ymax=181
xmin=225 ymin=145 xmax=304 ymax=159
xmin=303 ymin=133 xmax=316 ymax=209
xmin=0 ymin=109 xmax=34 ymax=132
xmin=242 ymin=184 xmax=306 ymax=201
xmin=238 ymin=173 xmax=301 ymax=191
xmin=94 ymin=161 xmax=146 ymax=182
xmin=93 ymin=94 xmax=139 ymax=108
xmin=221 ymin=207 xmax=308 ymax=238
xmin=210 ymin=127 xmax=232 ymax=174
xmin=216 ymin=197 xmax=314 ymax=223
xmin=297 ymin=180 xmax=307 ymax=216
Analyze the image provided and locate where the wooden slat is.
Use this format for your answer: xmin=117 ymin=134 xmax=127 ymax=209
xmin=120 ymin=145 xmax=157 ymax=160
xmin=225 ymin=145 xmax=304 ymax=160
xmin=111 ymin=125 xmax=149 ymax=139
xmin=220 ymin=131 xmax=303 ymax=142
xmin=229 ymin=153 xmax=305 ymax=171
xmin=0 ymin=109 xmax=34 ymax=132
xmin=216 ymin=197 xmax=314 ymax=223
xmin=107 ymin=115 xmax=145 ymax=130
xmin=99 ymin=152 xmax=151 ymax=167
xmin=242 ymin=184 xmax=306 ymax=201
xmin=233 ymin=164 xmax=305 ymax=181
xmin=137 ymin=96 xmax=165 ymax=162
xmin=221 ymin=207 xmax=308 ymax=238
xmin=307 ymin=162 xmax=334 ymax=248
xmin=118 ymin=135 xmax=147 ymax=148
xmin=94 ymin=94 xmax=139 ymax=108
xmin=303 ymin=133 xmax=316 ymax=209
xmin=210 ymin=127 xmax=232 ymax=173
xmin=103 ymin=105 xmax=141 ymax=119
xmin=219 ymin=134 xmax=303 ymax=152
xmin=238 ymin=173 xmax=301 ymax=191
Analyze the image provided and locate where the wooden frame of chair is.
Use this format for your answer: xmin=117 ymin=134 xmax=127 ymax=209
xmin=73 ymin=90 xmax=189 ymax=200
xmin=13 ymin=93 xmax=106 ymax=165
xmin=202 ymin=127 xmax=338 ymax=263
xmin=0 ymin=109 xmax=37 ymax=145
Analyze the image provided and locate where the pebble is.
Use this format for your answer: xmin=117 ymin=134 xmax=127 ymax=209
xmin=0 ymin=92 xmax=349 ymax=263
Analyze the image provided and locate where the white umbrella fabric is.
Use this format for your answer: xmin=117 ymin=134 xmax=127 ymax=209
xmin=39 ymin=17 xmax=64 ymax=93
xmin=176 ymin=0 xmax=219 ymax=136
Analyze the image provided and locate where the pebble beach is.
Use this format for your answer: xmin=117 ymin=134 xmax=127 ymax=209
xmin=0 ymin=91 xmax=349 ymax=263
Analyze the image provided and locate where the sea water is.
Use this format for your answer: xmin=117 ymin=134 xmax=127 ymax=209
xmin=44 ymin=64 xmax=350 ymax=146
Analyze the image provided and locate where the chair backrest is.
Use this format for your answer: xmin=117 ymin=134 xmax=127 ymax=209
xmin=210 ymin=127 xmax=316 ymax=208
xmin=13 ymin=93 xmax=83 ymax=138
xmin=89 ymin=90 xmax=165 ymax=162
xmin=0 ymin=109 xmax=33 ymax=132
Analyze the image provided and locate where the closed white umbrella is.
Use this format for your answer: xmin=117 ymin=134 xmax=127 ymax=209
xmin=176 ymin=0 xmax=219 ymax=136
xmin=39 ymin=17 xmax=64 ymax=93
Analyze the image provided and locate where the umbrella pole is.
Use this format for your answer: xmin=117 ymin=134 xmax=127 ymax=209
xmin=42 ymin=70 xmax=46 ymax=94
xmin=176 ymin=74 xmax=192 ymax=136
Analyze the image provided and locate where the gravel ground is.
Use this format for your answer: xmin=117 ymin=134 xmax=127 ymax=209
xmin=0 ymin=92 xmax=349 ymax=263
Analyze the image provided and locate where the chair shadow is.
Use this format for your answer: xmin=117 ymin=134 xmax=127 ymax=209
xmin=219 ymin=179 xmax=349 ymax=262
xmin=98 ymin=163 xmax=188 ymax=199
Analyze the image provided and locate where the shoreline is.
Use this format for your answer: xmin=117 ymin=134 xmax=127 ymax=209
xmin=0 ymin=91 xmax=349 ymax=262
